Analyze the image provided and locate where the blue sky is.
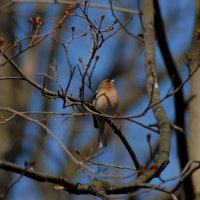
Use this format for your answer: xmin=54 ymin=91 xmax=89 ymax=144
xmin=4 ymin=0 xmax=195 ymax=199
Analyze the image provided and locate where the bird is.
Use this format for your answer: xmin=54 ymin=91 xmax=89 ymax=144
xmin=92 ymin=79 xmax=119 ymax=148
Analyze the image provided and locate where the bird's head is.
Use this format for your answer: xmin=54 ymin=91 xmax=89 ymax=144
xmin=99 ymin=79 xmax=115 ymax=89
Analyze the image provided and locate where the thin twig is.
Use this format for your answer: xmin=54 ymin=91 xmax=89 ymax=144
xmin=9 ymin=0 xmax=140 ymax=15
xmin=0 ymin=107 xmax=96 ymax=173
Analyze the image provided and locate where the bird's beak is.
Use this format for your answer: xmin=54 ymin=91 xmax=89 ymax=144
xmin=110 ymin=79 xmax=115 ymax=83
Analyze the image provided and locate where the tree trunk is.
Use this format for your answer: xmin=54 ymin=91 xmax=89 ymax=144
xmin=188 ymin=1 xmax=200 ymax=198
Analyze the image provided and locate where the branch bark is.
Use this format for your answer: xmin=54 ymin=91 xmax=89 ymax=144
xmin=188 ymin=0 xmax=200 ymax=197
xmin=143 ymin=0 xmax=171 ymax=171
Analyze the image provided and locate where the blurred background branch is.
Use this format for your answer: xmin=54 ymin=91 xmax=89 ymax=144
xmin=0 ymin=0 xmax=199 ymax=200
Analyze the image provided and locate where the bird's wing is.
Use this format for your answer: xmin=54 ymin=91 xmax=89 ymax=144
xmin=93 ymin=89 xmax=99 ymax=100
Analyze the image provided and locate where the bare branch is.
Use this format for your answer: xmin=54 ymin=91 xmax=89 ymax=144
xmin=9 ymin=0 xmax=140 ymax=15
xmin=143 ymin=0 xmax=171 ymax=172
xmin=0 ymin=107 xmax=96 ymax=173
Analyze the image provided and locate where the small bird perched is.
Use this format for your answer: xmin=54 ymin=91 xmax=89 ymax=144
xmin=92 ymin=79 xmax=119 ymax=148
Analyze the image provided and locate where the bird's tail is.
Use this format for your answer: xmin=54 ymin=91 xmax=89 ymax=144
xmin=98 ymin=131 xmax=107 ymax=148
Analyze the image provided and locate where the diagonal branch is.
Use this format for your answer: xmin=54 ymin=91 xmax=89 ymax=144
xmin=143 ymin=0 xmax=171 ymax=172
xmin=8 ymin=0 xmax=140 ymax=15
xmin=0 ymin=160 xmax=95 ymax=195
xmin=0 ymin=107 xmax=96 ymax=173
xmin=83 ymin=104 xmax=141 ymax=171
xmin=0 ymin=160 xmax=177 ymax=198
